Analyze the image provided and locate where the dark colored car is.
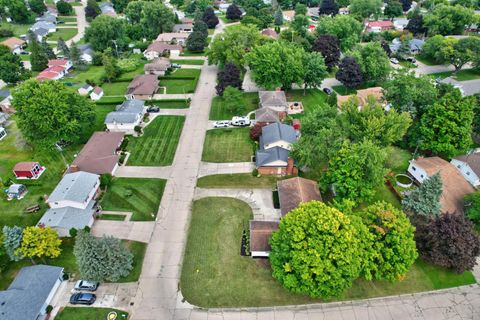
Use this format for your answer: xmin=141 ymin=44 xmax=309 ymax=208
xmin=147 ymin=106 xmax=160 ymax=113
xmin=70 ymin=293 xmax=96 ymax=305
xmin=74 ymin=280 xmax=99 ymax=292
xmin=323 ymin=87 xmax=333 ymax=95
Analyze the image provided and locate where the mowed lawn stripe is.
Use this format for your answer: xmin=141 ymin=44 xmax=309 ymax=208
xmin=128 ymin=116 xmax=185 ymax=166
xmin=202 ymin=128 xmax=254 ymax=163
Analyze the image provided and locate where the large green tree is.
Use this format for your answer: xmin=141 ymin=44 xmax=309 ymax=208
xmin=269 ymin=201 xmax=368 ymax=298
xmin=85 ymin=15 xmax=127 ymax=52
xmin=0 ymin=0 xmax=31 ymax=23
xmin=384 ymin=0 xmax=403 ymax=19
xmin=316 ymin=15 xmax=363 ymax=51
xmin=352 ymin=42 xmax=391 ymax=82
xmin=402 ymin=173 xmax=443 ymax=216
xmin=349 ymin=0 xmax=382 ymax=19
xmin=423 ymin=4 xmax=474 ymax=35
xmin=139 ymin=0 xmax=175 ymax=40
xmin=438 ymin=37 xmax=480 ymax=72
xmin=17 ymin=227 xmax=62 ymax=263
xmin=2 ymin=226 xmax=24 ymax=262
xmin=0 ymin=45 xmax=30 ymax=83
xmin=246 ymin=41 xmax=306 ymax=89
xmin=29 ymin=35 xmax=48 ymax=72
xmin=29 ymin=0 xmax=47 ymax=15
xmin=186 ymin=30 xmax=208 ymax=53
xmin=303 ymin=52 xmax=328 ymax=93
xmin=11 ymin=80 xmax=96 ymax=149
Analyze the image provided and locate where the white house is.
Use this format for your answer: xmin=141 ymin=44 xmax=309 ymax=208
xmin=249 ymin=220 xmax=279 ymax=258
xmin=78 ymin=84 xmax=93 ymax=95
xmin=451 ymin=152 xmax=480 ymax=188
xmin=78 ymin=44 xmax=94 ymax=64
xmin=393 ymin=18 xmax=409 ymax=31
xmin=90 ymin=87 xmax=104 ymax=101
xmin=47 ymin=171 xmax=100 ymax=210
xmin=105 ymin=100 xmax=145 ymax=134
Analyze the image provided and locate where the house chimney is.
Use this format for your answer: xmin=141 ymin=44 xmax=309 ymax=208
xmin=69 ymin=165 xmax=79 ymax=173
xmin=286 ymin=157 xmax=295 ymax=176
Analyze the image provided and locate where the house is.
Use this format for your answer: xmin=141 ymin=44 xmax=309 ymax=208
xmin=0 ymin=265 xmax=64 ymax=320
xmin=307 ymin=7 xmax=319 ymax=20
xmin=393 ymin=18 xmax=409 ymax=31
xmin=36 ymin=66 xmax=66 ymax=81
xmin=5 ymin=184 xmax=27 ymax=200
xmin=38 ymin=205 xmax=96 ymax=237
xmin=36 ymin=12 xmax=57 ymax=24
xmin=47 ymin=171 xmax=100 ymax=210
xmin=90 ymin=86 xmax=104 ymax=101
xmin=277 ymin=177 xmax=321 ymax=217
xmin=259 ymin=90 xmax=288 ymax=116
xmin=105 ymin=100 xmax=145 ymax=134
xmin=70 ymin=131 xmax=125 ymax=174
xmin=0 ymin=90 xmax=12 ymax=112
xmin=173 ymin=24 xmax=193 ymax=33
xmin=282 ymin=10 xmax=295 ymax=21
xmin=48 ymin=59 xmax=73 ymax=71
xmin=255 ymin=108 xmax=280 ymax=125
xmin=144 ymin=58 xmax=171 ymax=76
xmin=451 ymin=151 xmax=480 ymax=188
xmin=249 ymin=220 xmax=279 ymax=258
xmin=31 ymin=28 xmax=49 ymax=42
xmin=255 ymin=123 xmax=298 ymax=175
xmin=13 ymin=162 xmax=46 ymax=180
xmin=78 ymin=84 xmax=93 ymax=95
xmin=0 ymin=37 xmax=26 ymax=54
xmin=155 ymin=33 xmax=189 ymax=46
xmin=365 ymin=20 xmax=393 ymax=33
xmin=125 ymin=74 xmax=159 ymax=100
xmin=100 ymin=2 xmax=117 ymax=16
xmin=218 ymin=3 xmax=230 ymax=12
xmin=143 ymin=42 xmax=183 ymax=60
xmin=78 ymin=44 xmax=95 ymax=63
xmin=339 ymin=7 xmax=349 ymax=14
xmin=261 ymin=28 xmax=279 ymax=39
xmin=0 ymin=126 xmax=6 ymax=140
xmin=337 ymin=87 xmax=386 ymax=110
xmin=31 ymin=21 xmax=56 ymax=33
xmin=408 ymin=157 xmax=475 ymax=213
xmin=390 ymin=38 xmax=424 ymax=54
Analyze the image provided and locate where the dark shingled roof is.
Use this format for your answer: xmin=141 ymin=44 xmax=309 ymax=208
xmin=249 ymin=220 xmax=279 ymax=253
xmin=255 ymin=147 xmax=289 ymax=167
xmin=277 ymin=177 xmax=322 ymax=216
xmin=454 ymin=153 xmax=480 ymax=177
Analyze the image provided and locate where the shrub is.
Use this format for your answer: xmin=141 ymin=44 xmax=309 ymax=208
xmin=100 ymin=174 xmax=113 ymax=190
xmin=119 ymin=137 xmax=129 ymax=151
xmin=57 ymin=0 xmax=73 ymax=15
xmin=134 ymin=125 xmax=142 ymax=134
xmin=252 ymin=168 xmax=258 ymax=176
xmin=0 ymin=29 xmax=14 ymax=37
xmin=46 ymin=305 xmax=53 ymax=314
xmin=69 ymin=228 xmax=78 ymax=238
xmin=250 ymin=123 xmax=265 ymax=141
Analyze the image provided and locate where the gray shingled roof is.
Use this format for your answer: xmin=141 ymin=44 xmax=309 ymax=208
xmin=455 ymin=153 xmax=480 ymax=177
xmin=259 ymin=91 xmax=287 ymax=108
xmin=255 ymin=108 xmax=280 ymax=123
xmin=38 ymin=201 xmax=95 ymax=230
xmin=48 ymin=171 xmax=99 ymax=204
xmin=259 ymin=122 xmax=296 ymax=148
xmin=0 ymin=265 xmax=63 ymax=320
xmin=255 ymin=147 xmax=289 ymax=167
xmin=105 ymin=100 xmax=144 ymax=124
xmin=116 ymin=99 xmax=145 ymax=112
xmin=78 ymin=44 xmax=94 ymax=56
xmin=37 ymin=12 xmax=57 ymax=23
xmin=32 ymin=27 xmax=49 ymax=37
xmin=31 ymin=21 xmax=55 ymax=31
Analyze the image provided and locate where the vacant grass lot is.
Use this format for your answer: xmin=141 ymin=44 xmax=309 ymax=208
xmin=47 ymin=27 xmax=77 ymax=41
xmin=102 ymin=81 xmax=130 ymax=96
xmin=180 ymin=197 xmax=476 ymax=308
xmin=202 ymin=128 xmax=254 ymax=163
xmin=145 ymin=99 xmax=190 ymax=108
xmin=100 ymin=178 xmax=166 ymax=221
xmin=171 ymin=59 xmax=205 ymax=65
xmin=55 ymin=307 xmax=128 ymax=320
xmin=197 ymin=173 xmax=284 ymax=188
xmin=209 ymin=92 xmax=259 ymax=120
xmin=127 ymin=116 xmax=185 ymax=166
xmin=160 ymin=69 xmax=201 ymax=94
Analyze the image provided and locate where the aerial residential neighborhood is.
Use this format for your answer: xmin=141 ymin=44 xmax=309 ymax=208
xmin=0 ymin=0 xmax=480 ymax=319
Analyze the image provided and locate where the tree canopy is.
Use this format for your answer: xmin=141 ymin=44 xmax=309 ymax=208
xmin=402 ymin=173 xmax=443 ymax=216
xmin=0 ymin=45 xmax=30 ymax=83
xmin=423 ymin=4 xmax=475 ymax=35
xmin=311 ymin=35 xmax=341 ymax=70
xmin=226 ymin=4 xmax=242 ymax=20
xmin=2 ymin=226 xmax=24 ymax=262
xmin=85 ymin=15 xmax=127 ymax=52
xmin=17 ymin=227 xmax=62 ymax=262
xmin=319 ymin=0 xmax=339 ymax=16
xmin=349 ymin=0 xmax=383 ymax=20
xmin=352 ymin=42 xmax=391 ymax=82
xmin=335 ymin=56 xmax=363 ymax=89
xmin=316 ymin=15 xmax=363 ymax=51
xmin=216 ymin=62 xmax=242 ymax=96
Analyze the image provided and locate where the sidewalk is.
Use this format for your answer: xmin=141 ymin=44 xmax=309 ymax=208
xmin=115 ymin=165 xmax=172 ymax=179
xmin=198 ymin=161 xmax=255 ymax=177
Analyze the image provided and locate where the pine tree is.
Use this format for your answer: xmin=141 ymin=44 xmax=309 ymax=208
xmin=41 ymin=39 xmax=56 ymax=59
xmin=57 ymin=37 xmax=70 ymax=58
xmin=402 ymin=173 xmax=443 ymax=216
xmin=274 ymin=7 xmax=283 ymax=26
xmin=2 ymin=226 xmax=24 ymax=262
xmin=29 ymin=35 xmax=48 ymax=71
xmin=396 ymin=40 xmax=411 ymax=60
xmin=69 ymin=43 xmax=83 ymax=67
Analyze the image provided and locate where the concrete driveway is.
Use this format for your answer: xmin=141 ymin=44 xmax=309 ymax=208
xmin=91 ymin=220 xmax=155 ymax=243
xmin=198 ymin=161 xmax=255 ymax=177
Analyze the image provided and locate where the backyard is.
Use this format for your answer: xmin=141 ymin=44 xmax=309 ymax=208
xmin=47 ymin=27 xmax=77 ymax=41
xmin=202 ymin=128 xmax=254 ymax=163
xmin=100 ymin=178 xmax=166 ymax=221
xmin=180 ymin=197 xmax=476 ymax=308
xmin=55 ymin=307 xmax=128 ymax=320
xmin=102 ymin=81 xmax=130 ymax=97
xmin=127 ymin=116 xmax=185 ymax=166
xmin=209 ymin=92 xmax=258 ymax=120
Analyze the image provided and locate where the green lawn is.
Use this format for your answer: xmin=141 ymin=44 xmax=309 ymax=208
xmin=55 ymin=307 xmax=128 ymax=320
xmin=62 ymin=66 xmax=105 ymax=89
xmin=202 ymin=128 xmax=254 ymax=162
xmin=127 ymin=116 xmax=185 ymax=166
xmin=285 ymin=89 xmax=328 ymax=115
xmin=120 ymin=240 xmax=147 ymax=283
xmin=98 ymin=213 xmax=126 ymax=221
xmin=102 ymin=81 xmax=130 ymax=96
xmin=430 ymin=69 xmax=480 ymax=81
xmin=58 ymin=16 xmax=77 ymax=23
xmin=47 ymin=28 xmax=77 ymax=41
xmin=160 ymin=68 xmax=200 ymax=94
xmin=0 ymin=23 xmax=30 ymax=41
xmin=209 ymin=92 xmax=258 ymax=120
xmin=170 ymin=59 xmax=205 ymax=65
xmin=181 ymin=49 xmax=206 ymax=56
xmin=100 ymin=178 xmax=166 ymax=221
xmin=93 ymin=105 xmax=115 ymax=132
xmin=197 ymin=173 xmax=284 ymax=188
xmin=386 ymin=146 xmax=412 ymax=174
xmin=416 ymin=55 xmax=438 ymax=66
xmin=145 ymin=99 xmax=190 ymax=108
xmin=180 ymin=197 xmax=476 ymax=308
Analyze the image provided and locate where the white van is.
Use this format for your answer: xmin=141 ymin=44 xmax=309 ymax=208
xmin=231 ymin=116 xmax=251 ymax=127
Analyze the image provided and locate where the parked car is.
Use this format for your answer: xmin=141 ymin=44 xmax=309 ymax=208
xmin=390 ymin=58 xmax=399 ymax=64
xmin=70 ymin=293 xmax=96 ymax=305
xmin=74 ymin=280 xmax=99 ymax=292
xmin=171 ymin=63 xmax=181 ymax=68
xmin=406 ymin=57 xmax=416 ymax=63
xmin=213 ymin=120 xmax=229 ymax=128
xmin=323 ymin=87 xmax=332 ymax=95
xmin=231 ymin=116 xmax=251 ymax=127
xmin=147 ymin=106 xmax=160 ymax=113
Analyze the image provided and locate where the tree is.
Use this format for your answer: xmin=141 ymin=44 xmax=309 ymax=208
xmin=349 ymin=0 xmax=383 ymax=20
xmin=417 ymin=92 xmax=474 ymax=158
xmin=400 ymin=0 xmax=412 ymax=11
xmin=0 ymin=45 xmax=30 ymax=83
xmin=335 ymin=56 xmax=363 ymax=89
xmin=402 ymin=173 xmax=443 ymax=216
xmin=465 ymin=192 xmax=480 ymax=224
xmin=226 ymin=4 xmax=242 ymax=20
xmin=395 ymin=39 xmax=411 ymax=60
xmin=29 ymin=37 xmax=48 ymax=72
xmin=17 ymin=227 xmax=62 ymax=263
xmin=357 ymin=202 xmax=417 ymax=281
xmin=41 ymin=38 xmax=56 ymax=59
xmin=405 ymin=14 xmax=426 ymax=36
xmin=2 ymin=226 xmax=24 ymax=261
xmin=381 ymin=41 xmax=392 ymax=57
xmin=250 ymin=123 xmax=266 ymax=140
xmin=312 ymin=35 xmax=341 ymax=70
xmin=246 ymin=41 xmax=306 ymax=89
xmin=325 ymin=140 xmax=387 ymax=202
xmin=193 ymin=20 xmax=208 ymax=38
xmin=102 ymin=49 xmax=119 ymax=82
xmin=0 ymin=0 xmax=30 ymax=23
xmin=291 ymin=14 xmax=309 ymax=37
xmin=270 ymin=201 xmax=368 ymax=298
xmin=203 ymin=7 xmax=219 ymax=28
xmin=295 ymin=3 xmax=307 ymax=15
xmin=222 ymin=86 xmax=245 ymax=115
xmin=303 ymin=52 xmax=328 ymax=94
xmin=74 ymin=231 xmax=133 ymax=282
xmin=414 ymin=213 xmax=480 ymax=273
xmin=111 ymin=0 xmax=129 ymax=13
xmin=85 ymin=0 xmax=101 ymax=19
xmin=12 ymin=80 xmax=96 ymax=149
xmin=423 ymin=4 xmax=474 ymax=35
xmin=438 ymin=37 xmax=480 ymax=72
xmin=240 ymin=15 xmax=263 ymax=28
xmin=274 ymin=7 xmax=283 ymax=26
xmin=85 ymin=15 xmax=127 ymax=52
xmin=352 ymin=42 xmax=391 ymax=82
xmin=69 ymin=44 xmax=83 ymax=66
xmin=207 ymin=24 xmax=262 ymax=69
xmin=57 ymin=37 xmax=70 ymax=58
xmin=319 ymin=0 xmax=339 ymax=16
xmin=56 ymin=0 xmax=73 ymax=15
xmin=186 ymin=30 xmax=207 ymax=53
xmin=384 ymin=0 xmax=403 ymax=19
xmin=420 ymin=35 xmax=445 ymax=63
xmin=316 ymin=15 xmax=363 ymax=51
xmin=139 ymin=0 xmax=175 ymax=40
xmin=125 ymin=0 xmax=143 ymax=23
xmin=29 ymin=0 xmax=46 ymax=15
xmin=216 ymin=62 xmax=242 ymax=96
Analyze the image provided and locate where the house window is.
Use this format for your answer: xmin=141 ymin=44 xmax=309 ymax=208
xmin=467 ymin=172 xmax=470 ymax=176
xmin=457 ymin=165 xmax=461 ymax=168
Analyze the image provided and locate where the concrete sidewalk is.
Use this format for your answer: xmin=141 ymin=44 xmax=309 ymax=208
xmin=198 ymin=161 xmax=255 ymax=177
xmin=115 ymin=166 xmax=172 ymax=179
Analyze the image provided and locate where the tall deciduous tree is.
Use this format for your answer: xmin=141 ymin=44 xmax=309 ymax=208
xmin=270 ymin=201 xmax=368 ymax=298
xmin=0 ymin=45 xmax=30 ymax=83
xmin=102 ymin=49 xmax=119 ymax=82
xmin=216 ymin=62 xmax=242 ymax=96
xmin=319 ymin=0 xmax=339 ymax=16
xmin=17 ymin=227 xmax=62 ymax=263
xmin=295 ymin=3 xmax=307 ymax=15
xmin=400 ymin=0 xmax=412 ymax=11
xmin=12 ymin=79 xmax=96 ymax=148
xmin=465 ymin=191 xmax=480 ymax=224
xmin=402 ymin=173 xmax=443 ymax=216
xmin=29 ymin=0 xmax=47 ymax=15
xmin=203 ymin=7 xmax=219 ymax=28
xmin=352 ymin=42 xmax=391 ymax=82
xmin=0 ymin=0 xmax=30 ymax=23
xmin=349 ymin=0 xmax=383 ymax=20
xmin=405 ymin=14 xmax=426 ymax=36
xmin=303 ymin=52 xmax=328 ymax=94
xmin=335 ymin=56 xmax=363 ymax=89
xmin=111 ymin=0 xmax=129 ymax=13
xmin=2 ymin=226 xmax=24 ymax=262
xmin=85 ymin=15 xmax=127 ymax=52
xmin=74 ymin=231 xmax=133 ymax=282
xmin=274 ymin=7 xmax=283 ymax=26
xmin=186 ymin=30 xmax=208 ymax=53
xmin=316 ymin=15 xmax=362 ymax=51
xmin=222 ymin=86 xmax=245 ymax=114
xmin=384 ymin=0 xmax=403 ymax=19
xmin=139 ymin=0 xmax=175 ymax=40
xmin=438 ymin=37 xmax=480 ymax=72
xmin=423 ymin=4 xmax=474 ymax=36
xmin=226 ymin=4 xmax=242 ymax=20
xmin=56 ymin=0 xmax=73 ymax=15
xmin=312 ymin=35 xmax=341 ymax=70
xmin=85 ymin=0 xmax=101 ymax=19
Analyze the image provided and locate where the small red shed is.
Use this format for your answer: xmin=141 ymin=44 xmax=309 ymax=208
xmin=13 ymin=162 xmax=46 ymax=180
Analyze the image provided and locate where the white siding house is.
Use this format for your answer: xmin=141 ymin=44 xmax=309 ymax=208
xmin=451 ymin=154 xmax=480 ymax=188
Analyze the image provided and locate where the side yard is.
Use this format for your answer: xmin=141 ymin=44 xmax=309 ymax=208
xmin=55 ymin=307 xmax=128 ymax=320
xmin=202 ymin=128 xmax=254 ymax=163
xmin=160 ymin=68 xmax=201 ymax=94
